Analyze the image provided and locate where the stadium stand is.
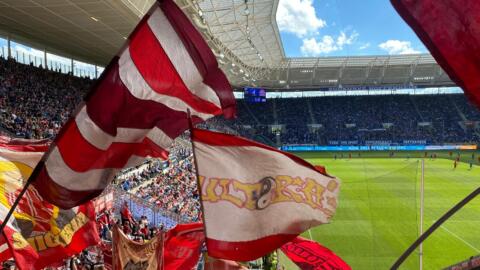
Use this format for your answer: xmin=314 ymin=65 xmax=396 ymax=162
xmin=2 ymin=57 xmax=479 ymax=147
xmin=2 ymin=57 xmax=480 ymax=268
xmin=234 ymin=95 xmax=480 ymax=146
xmin=0 ymin=58 xmax=91 ymax=139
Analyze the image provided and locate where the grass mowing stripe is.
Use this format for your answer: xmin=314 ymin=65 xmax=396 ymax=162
xmin=440 ymin=226 xmax=480 ymax=253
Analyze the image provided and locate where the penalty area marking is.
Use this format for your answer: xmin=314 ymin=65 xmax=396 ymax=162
xmin=441 ymin=225 xmax=480 ymax=253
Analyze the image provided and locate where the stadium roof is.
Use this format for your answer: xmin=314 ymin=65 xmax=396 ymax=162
xmin=0 ymin=0 xmax=455 ymax=90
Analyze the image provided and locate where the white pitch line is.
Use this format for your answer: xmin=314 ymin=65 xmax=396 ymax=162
xmin=441 ymin=225 xmax=480 ymax=253
xmin=308 ymin=229 xmax=313 ymax=240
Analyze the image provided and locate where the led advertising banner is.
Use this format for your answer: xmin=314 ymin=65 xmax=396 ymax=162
xmin=281 ymin=145 xmax=477 ymax=152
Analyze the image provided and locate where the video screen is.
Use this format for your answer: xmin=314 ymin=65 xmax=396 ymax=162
xmin=244 ymin=87 xmax=266 ymax=103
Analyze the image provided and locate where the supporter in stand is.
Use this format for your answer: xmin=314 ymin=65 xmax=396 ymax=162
xmin=97 ymin=210 xmax=111 ymax=240
xmin=120 ymin=202 xmax=134 ymax=224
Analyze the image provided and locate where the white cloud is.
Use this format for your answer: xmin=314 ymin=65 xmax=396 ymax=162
xmin=359 ymin=43 xmax=370 ymax=50
xmin=378 ymin=40 xmax=421 ymax=55
xmin=337 ymin=31 xmax=358 ymax=47
xmin=277 ymin=0 xmax=326 ymax=37
xmin=300 ymin=31 xmax=358 ymax=56
xmin=301 ymin=36 xmax=336 ymax=55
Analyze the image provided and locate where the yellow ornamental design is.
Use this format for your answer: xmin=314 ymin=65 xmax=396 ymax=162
xmin=12 ymin=232 xmax=29 ymax=249
xmin=0 ymin=160 xmax=37 ymax=222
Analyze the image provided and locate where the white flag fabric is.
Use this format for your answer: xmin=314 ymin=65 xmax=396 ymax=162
xmin=191 ymin=128 xmax=341 ymax=261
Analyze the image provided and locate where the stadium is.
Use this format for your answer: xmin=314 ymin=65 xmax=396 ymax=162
xmin=0 ymin=0 xmax=479 ymax=269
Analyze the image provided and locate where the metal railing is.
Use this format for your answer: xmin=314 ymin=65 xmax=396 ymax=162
xmin=106 ymin=185 xmax=194 ymax=229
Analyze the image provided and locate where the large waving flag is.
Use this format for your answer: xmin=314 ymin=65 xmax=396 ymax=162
xmin=32 ymin=0 xmax=236 ymax=209
xmin=0 ymin=141 xmax=99 ymax=270
xmin=191 ymin=128 xmax=340 ymax=261
xmin=281 ymin=237 xmax=351 ymax=270
xmin=390 ymin=0 xmax=480 ymax=109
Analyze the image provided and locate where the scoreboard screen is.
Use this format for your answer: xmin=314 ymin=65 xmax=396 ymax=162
xmin=244 ymin=87 xmax=266 ymax=103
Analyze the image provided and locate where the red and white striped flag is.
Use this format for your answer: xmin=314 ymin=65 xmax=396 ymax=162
xmin=191 ymin=129 xmax=340 ymax=261
xmin=32 ymin=0 xmax=235 ymax=208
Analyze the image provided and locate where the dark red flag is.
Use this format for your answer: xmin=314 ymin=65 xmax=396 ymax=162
xmin=32 ymin=0 xmax=235 ymax=209
xmin=164 ymin=223 xmax=205 ymax=270
xmin=391 ymin=0 xmax=480 ymax=108
xmin=281 ymin=237 xmax=351 ymax=270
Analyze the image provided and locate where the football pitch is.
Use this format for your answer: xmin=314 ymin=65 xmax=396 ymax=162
xmin=278 ymin=154 xmax=480 ymax=270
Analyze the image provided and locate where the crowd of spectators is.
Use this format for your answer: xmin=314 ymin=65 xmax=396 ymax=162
xmin=0 ymin=58 xmax=91 ymax=139
xmin=113 ymin=139 xmax=200 ymax=222
xmin=116 ymin=202 xmax=163 ymax=242
xmin=3 ymin=56 xmax=480 ymax=147
xmin=135 ymin=155 xmax=200 ymax=221
xmin=116 ymin=160 xmax=164 ymax=192
xmin=236 ymin=95 xmax=480 ymax=146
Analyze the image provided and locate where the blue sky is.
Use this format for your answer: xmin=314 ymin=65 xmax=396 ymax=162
xmin=276 ymin=0 xmax=427 ymax=57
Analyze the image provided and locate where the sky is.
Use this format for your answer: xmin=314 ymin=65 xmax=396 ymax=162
xmin=276 ymin=0 xmax=428 ymax=57
xmin=0 ymin=1 xmax=426 ymax=63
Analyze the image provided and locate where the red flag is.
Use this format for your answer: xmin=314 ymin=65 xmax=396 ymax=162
xmin=0 ymin=141 xmax=100 ymax=270
xmin=281 ymin=237 xmax=351 ymax=270
xmin=391 ymin=0 xmax=480 ymax=108
xmin=191 ymin=128 xmax=340 ymax=261
xmin=100 ymin=242 xmax=112 ymax=270
xmin=164 ymin=223 xmax=205 ymax=270
xmin=32 ymin=0 xmax=235 ymax=209
xmin=0 ymin=211 xmax=38 ymax=270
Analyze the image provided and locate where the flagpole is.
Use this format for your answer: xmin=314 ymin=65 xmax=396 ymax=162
xmin=391 ymin=186 xmax=480 ymax=269
xmin=186 ymin=110 xmax=212 ymax=249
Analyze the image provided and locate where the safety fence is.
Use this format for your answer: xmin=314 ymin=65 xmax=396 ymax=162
xmin=96 ymin=185 xmax=193 ymax=230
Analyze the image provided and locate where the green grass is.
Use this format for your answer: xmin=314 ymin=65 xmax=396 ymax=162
xmin=279 ymin=155 xmax=480 ymax=270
